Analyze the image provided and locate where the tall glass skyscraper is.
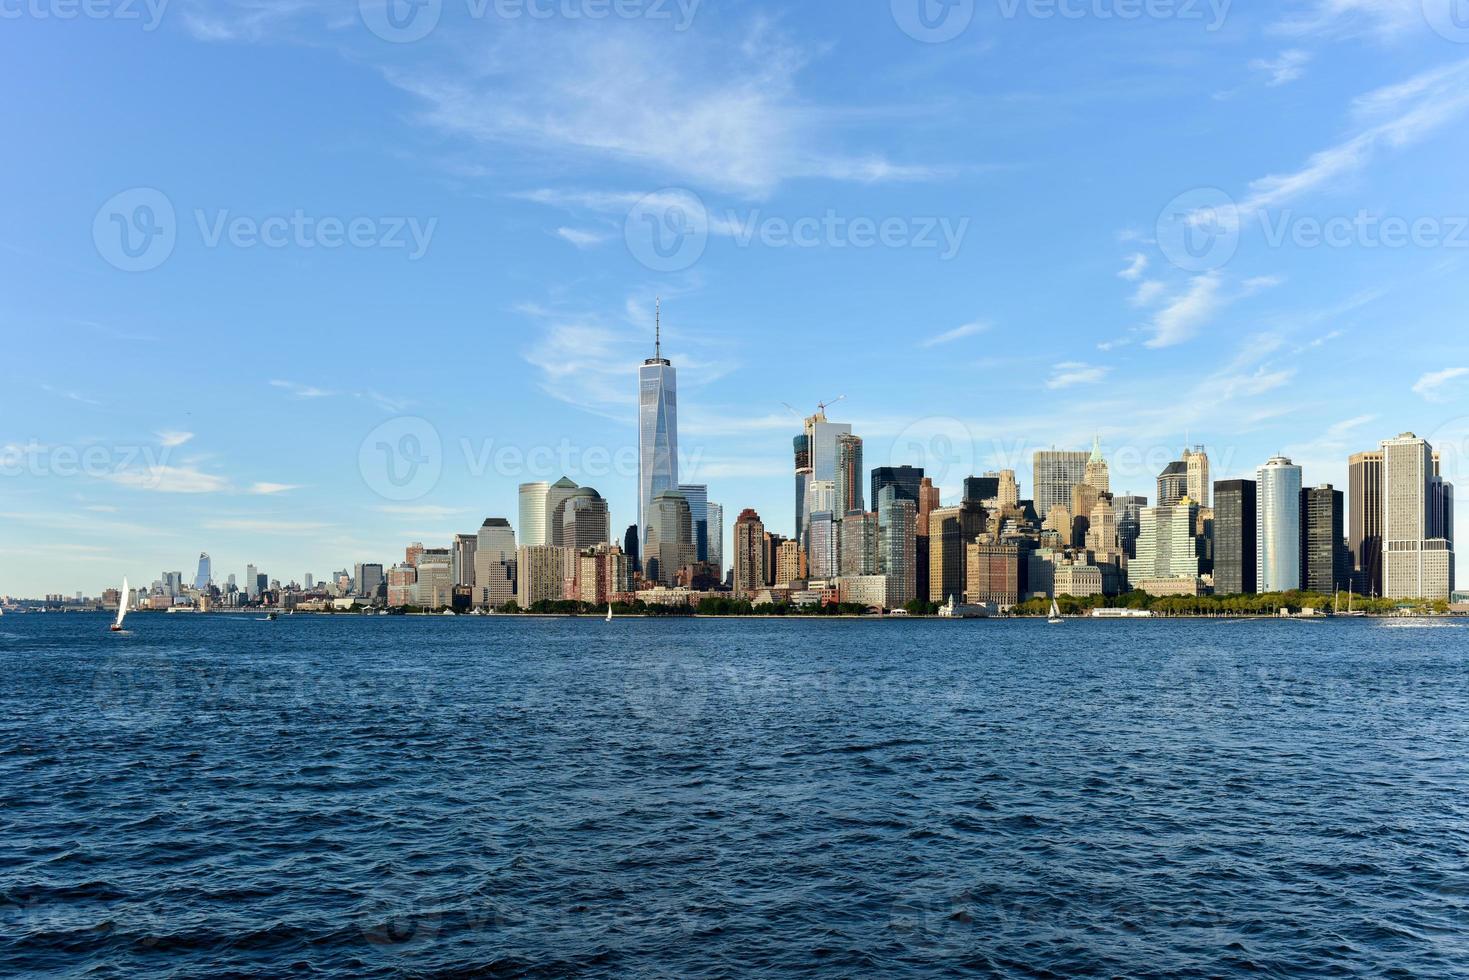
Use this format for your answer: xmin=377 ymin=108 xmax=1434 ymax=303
xmin=639 ymin=302 xmax=678 ymax=557
xmin=518 ymin=482 xmax=551 ymax=548
xmin=678 ymin=484 xmax=710 ymax=564
xmin=1256 ymin=455 xmax=1303 ymax=592
xmin=193 ymin=552 xmax=211 ymax=590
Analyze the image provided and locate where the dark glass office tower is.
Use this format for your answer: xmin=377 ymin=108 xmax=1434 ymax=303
xmin=1213 ymin=480 xmax=1257 ymax=595
xmin=1300 ymin=484 xmax=1348 ymax=595
xmin=871 ymin=465 xmax=924 ymax=510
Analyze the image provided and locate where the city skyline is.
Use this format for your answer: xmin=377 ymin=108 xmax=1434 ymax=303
xmin=7 ymin=6 xmax=1469 ymax=594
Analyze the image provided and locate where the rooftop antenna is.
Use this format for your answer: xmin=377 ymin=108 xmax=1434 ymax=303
xmin=655 ymin=297 xmax=661 ymax=361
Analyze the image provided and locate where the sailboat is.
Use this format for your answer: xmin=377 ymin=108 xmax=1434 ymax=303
xmin=110 ymin=577 xmax=129 ymax=632
xmin=605 ymin=603 xmax=614 ymax=622
xmin=1047 ymin=598 xmax=1063 ymax=625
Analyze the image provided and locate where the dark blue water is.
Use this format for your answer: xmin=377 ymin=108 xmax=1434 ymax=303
xmin=3 ymin=615 xmax=1467 ymax=977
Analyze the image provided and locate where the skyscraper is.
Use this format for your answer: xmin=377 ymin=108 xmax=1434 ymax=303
xmin=733 ymin=509 xmax=766 ymax=596
xmin=1256 ymin=456 xmax=1303 ymax=593
xmin=246 ymin=564 xmax=259 ymax=600
xmin=835 ymin=433 xmax=865 ymax=518
xmin=1084 ymin=436 xmax=1110 ymax=494
xmin=474 ymin=518 xmax=517 ymax=608
xmin=871 ymin=465 xmax=923 ymax=512
xmin=451 ymin=535 xmax=477 ymax=586
xmin=964 ymin=475 xmax=1000 ymax=505
xmin=1157 ymin=459 xmax=1189 ymax=509
xmin=807 ymin=511 xmax=839 ymax=580
xmin=1032 ymin=450 xmax=1088 ymax=527
xmin=645 ymin=490 xmax=694 ymax=586
xmin=1130 ymin=497 xmax=1201 ymax=588
xmin=1382 ymin=432 xmax=1453 ymax=600
xmin=793 ymin=432 xmax=811 ymax=542
xmin=678 ymin=484 xmax=711 ymax=563
xmin=840 ymin=511 xmax=880 ymax=577
xmin=1114 ymin=495 xmax=1147 ymax=558
xmin=518 ymin=482 xmax=552 ymax=548
xmin=877 ymin=487 xmax=917 ymax=608
xmin=555 ymin=488 xmax=611 ymax=551
xmin=1348 ymin=450 xmax=1384 ymax=596
xmin=1213 ymin=479 xmax=1257 ymax=595
xmin=623 ymin=524 xmax=641 ymax=575
xmin=545 ymin=477 xmax=580 ymax=545
xmin=1184 ymin=447 xmax=1211 ymax=508
xmin=1300 ymin=485 xmax=1348 ymax=595
xmin=355 ymin=563 xmax=385 ymax=599
xmin=639 ymin=300 xmax=679 ymax=558
xmin=706 ymin=502 xmax=724 ymax=579
xmin=193 ymin=553 xmax=211 ymax=590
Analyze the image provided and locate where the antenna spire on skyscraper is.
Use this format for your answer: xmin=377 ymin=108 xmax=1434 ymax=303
xmin=655 ymin=296 xmax=661 ymax=361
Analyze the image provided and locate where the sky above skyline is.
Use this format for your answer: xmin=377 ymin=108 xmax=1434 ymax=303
xmin=5 ymin=0 xmax=1469 ymax=595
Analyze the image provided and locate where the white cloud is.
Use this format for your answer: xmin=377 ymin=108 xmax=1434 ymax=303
xmin=1250 ymin=49 xmax=1312 ymax=87
xmin=1239 ymin=59 xmax=1469 ymax=214
xmin=921 ymin=321 xmax=989 ymax=349
xmin=248 ymin=482 xmax=302 ymax=495
xmin=555 ymin=227 xmax=608 ymax=248
xmin=156 ymin=430 xmax=194 ymax=448
xmin=1046 ymin=362 xmax=1111 ymax=390
xmin=104 ymin=465 xmax=230 ymax=494
xmin=1146 ymin=273 xmax=1224 ymax=348
xmin=1271 ymin=0 xmax=1427 ymax=39
xmin=1130 ymin=280 xmax=1168 ymax=307
xmin=1413 ymin=367 xmax=1469 ymax=401
xmin=1118 ymin=253 xmax=1149 ymax=281
xmin=387 ymin=20 xmax=942 ymax=197
xmin=270 ymin=379 xmax=335 ymax=399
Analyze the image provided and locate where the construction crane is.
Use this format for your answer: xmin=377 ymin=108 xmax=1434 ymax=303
xmin=781 ymin=394 xmax=847 ymax=421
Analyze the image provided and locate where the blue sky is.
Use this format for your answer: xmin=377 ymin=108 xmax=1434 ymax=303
xmin=5 ymin=0 xmax=1469 ymax=595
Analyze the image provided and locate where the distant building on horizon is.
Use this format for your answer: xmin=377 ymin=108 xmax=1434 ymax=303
xmin=1033 ymin=450 xmax=1088 ymax=527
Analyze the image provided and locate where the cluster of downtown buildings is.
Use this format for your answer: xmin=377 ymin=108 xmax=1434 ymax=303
xmin=46 ymin=309 xmax=1456 ymax=616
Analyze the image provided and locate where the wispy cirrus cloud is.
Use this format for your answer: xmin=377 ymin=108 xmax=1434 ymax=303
xmin=156 ymin=430 xmax=194 ymax=448
xmin=1238 ymin=59 xmax=1469 ymax=214
xmin=1250 ymin=49 xmax=1312 ymax=87
xmin=386 ymin=19 xmax=945 ymax=198
xmin=1413 ymin=366 xmax=1469 ymax=402
xmin=103 ymin=464 xmax=231 ymax=494
xmin=921 ymin=320 xmax=989 ymax=349
xmin=249 ymin=482 xmax=303 ymax=495
xmin=1146 ymin=273 xmax=1224 ymax=349
xmin=1046 ymin=362 xmax=1110 ymax=390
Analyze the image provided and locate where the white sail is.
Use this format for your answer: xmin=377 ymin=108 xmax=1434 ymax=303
xmin=606 ymin=604 xmax=614 ymax=622
xmin=115 ymin=577 xmax=129 ymax=628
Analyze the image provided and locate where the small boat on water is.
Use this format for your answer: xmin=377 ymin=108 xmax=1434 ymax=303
xmin=1047 ymin=599 xmax=1063 ymax=625
xmin=256 ymin=612 xmax=277 ymax=622
xmin=110 ymin=577 xmax=129 ymax=633
xmin=606 ymin=604 xmax=614 ymax=622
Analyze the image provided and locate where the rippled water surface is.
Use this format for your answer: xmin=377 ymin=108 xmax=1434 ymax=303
xmin=3 ymin=614 xmax=1468 ymax=977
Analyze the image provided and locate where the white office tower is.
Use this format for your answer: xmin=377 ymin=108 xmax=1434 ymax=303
xmin=1256 ymin=456 xmax=1303 ymax=592
xmin=1382 ymin=433 xmax=1453 ymax=601
xmin=518 ymin=482 xmax=551 ymax=549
